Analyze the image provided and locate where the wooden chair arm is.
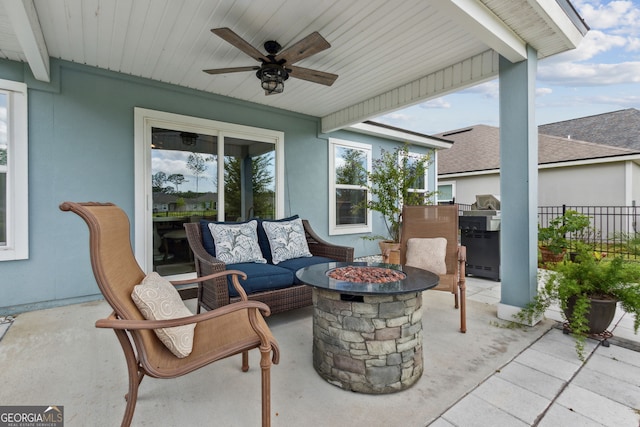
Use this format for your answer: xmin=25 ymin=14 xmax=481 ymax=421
xmin=170 ymin=269 xmax=249 ymax=301
xmin=302 ymin=219 xmax=354 ymax=262
xmin=457 ymin=245 xmax=466 ymax=281
xmin=95 ymin=299 xmax=271 ymax=330
xmin=457 ymin=245 xmax=466 ymax=262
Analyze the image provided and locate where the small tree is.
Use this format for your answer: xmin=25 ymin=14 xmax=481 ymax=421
xmin=363 ymin=144 xmax=435 ymax=242
xmin=167 ymin=173 xmax=187 ymax=192
xmin=186 ymin=153 xmax=213 ymax=194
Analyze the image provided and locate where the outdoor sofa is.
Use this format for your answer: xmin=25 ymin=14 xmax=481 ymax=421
xmin=184 ymin=216 xmax=354 ymax=314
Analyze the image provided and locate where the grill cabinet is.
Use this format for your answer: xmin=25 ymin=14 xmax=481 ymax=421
xmin=459 ymin=195 xmax=501 ymax=281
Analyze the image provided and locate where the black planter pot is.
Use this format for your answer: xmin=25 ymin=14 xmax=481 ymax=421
xmin=564 ymin=295 xmax=617 ymax=335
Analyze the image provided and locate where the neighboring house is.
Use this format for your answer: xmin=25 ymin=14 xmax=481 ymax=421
xmin=539 ymin=108 xmax=640 ymax=150
xmin=0 ymin=1 xmax=586 ymax=314
xmin=152 ymin=193 xmax=217 ymax=213
xmin=436 ymin=118 xmax=640 ymax=206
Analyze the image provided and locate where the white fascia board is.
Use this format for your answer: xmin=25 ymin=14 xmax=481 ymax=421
xmin=438 ymin=154 xmax=640 ymax=178
xmin=439 ymin=169 xmax=500 ymax=179
xmin=347 ymin=122 xmax=453 ymax=150
xmin=321 ymin=50 xmax=499 ymax=133
xmin=431 ymin=0 xmax=527 ymax=63
xmin=529 ymin=0 xmax=587 ymax=55
xmin=3 ymin=0 xmax=50 ymax=82
xmin=538 ymin=154 xmax=640 ymax=169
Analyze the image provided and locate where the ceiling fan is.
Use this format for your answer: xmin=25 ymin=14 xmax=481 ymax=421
xmin=203 ymin=27 xmax=338 ymax=95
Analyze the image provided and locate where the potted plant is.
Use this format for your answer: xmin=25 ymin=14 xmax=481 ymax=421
xmin=538 ymin=210 xmax=591 ymax=263
xmin=361 ymin=144 xmax=435 ymax=262
xmin=516 ymin=243 xmax=640 ymax=360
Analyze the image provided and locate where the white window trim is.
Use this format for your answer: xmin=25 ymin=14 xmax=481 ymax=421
xmin=0 ymin=80 xmax=28 ymax=261
xmin=134 ymin=108 xmax=284 ymax=272
xmin=329 ymin=138 xmax=372 ymax=235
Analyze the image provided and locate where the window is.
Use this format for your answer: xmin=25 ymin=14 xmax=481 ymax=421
xmin=438 ymin=182 xmax=455 ymax=203
xmin=0 ymin=80 xmax=28 ymax=261
xmin=329 ymin=139 xmax=371 ymax=235
xmin=403 ymin=150 xmax=431 ymax=203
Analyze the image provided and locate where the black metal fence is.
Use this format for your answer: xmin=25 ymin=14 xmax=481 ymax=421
xmin=538 ymin=205 xmax=640 ymax=259
xmin=448 ymin=203 xmax=640 ymax=259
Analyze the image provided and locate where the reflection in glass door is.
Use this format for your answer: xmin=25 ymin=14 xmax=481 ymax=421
xmin=150 ymin=128 xmax=276 ymax=276
xmin=151 ymin=129 xmax=217 ymax=275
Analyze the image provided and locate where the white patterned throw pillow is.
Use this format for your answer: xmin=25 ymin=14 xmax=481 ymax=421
xmin=131 ymin=272 xmax=195 ymax=358
xmin=262 ymin=218 xmax=312 ymax=264
xmin=208 ymin=220 xmax=266 ymax=264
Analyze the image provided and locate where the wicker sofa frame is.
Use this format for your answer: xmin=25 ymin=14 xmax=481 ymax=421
xmin=184 ymin=220 xmax=354 ymax=314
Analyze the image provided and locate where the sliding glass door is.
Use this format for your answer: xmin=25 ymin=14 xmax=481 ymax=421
xmin=135 ymin=109 xmax=284 ymax=276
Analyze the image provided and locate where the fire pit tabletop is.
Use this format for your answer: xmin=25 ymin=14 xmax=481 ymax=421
xmin=295 ymin=262 xmax=439 ymax=296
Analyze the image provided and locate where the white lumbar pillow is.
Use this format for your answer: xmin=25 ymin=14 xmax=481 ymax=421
xmin=131 ymin=272 xmax=195 ymax=358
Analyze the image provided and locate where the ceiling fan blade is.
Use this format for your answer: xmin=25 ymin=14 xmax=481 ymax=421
xmin=288 ymin=65 xmax=338 ymax=86
xmin=203 ymin=66 xmax=260 ymax=75
xmin=276 ymin=32 xmax=331 ymax=65
xmin=211 ymin=27 xmax=269 ymax=62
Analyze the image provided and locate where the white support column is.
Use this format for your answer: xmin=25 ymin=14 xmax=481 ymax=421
xmin=497 ymin=45 xmax=539 ymax=322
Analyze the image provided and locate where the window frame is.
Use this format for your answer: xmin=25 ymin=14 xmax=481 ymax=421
xmin=437 ymin=181 xmax=456 ymax=203
xmin=0 ymin=79 xmax=28 ymax=261
xmin=134 ymin=108 xmax=284 ymax=272
xmin=328 ymin=138 xmax=372 ymax=235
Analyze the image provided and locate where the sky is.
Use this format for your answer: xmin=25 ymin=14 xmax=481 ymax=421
xmin=374 ymin=0 xmax=640 ymax=135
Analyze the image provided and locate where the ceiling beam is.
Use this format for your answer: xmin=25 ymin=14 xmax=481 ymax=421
xmin=431 ymin=0 xmax=527 ymax=63
xmin=2 ymin=0 xmax=50 ymax=82
xmin=321 ymin=50 xmax=499 ymax=134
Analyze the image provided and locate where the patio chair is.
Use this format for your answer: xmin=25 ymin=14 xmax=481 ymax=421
xmin=400 ymin=204 xmax=467 ymax=333
xmin=59 ymin=201 xmax=280 ymax=427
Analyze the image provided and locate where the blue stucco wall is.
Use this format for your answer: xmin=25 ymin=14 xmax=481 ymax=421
xmin=0 ymin=58 xmax=435 ymax=314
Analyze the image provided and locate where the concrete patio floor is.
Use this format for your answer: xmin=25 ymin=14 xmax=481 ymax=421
xmin=1 ymin=276 xmax=638 ymax=426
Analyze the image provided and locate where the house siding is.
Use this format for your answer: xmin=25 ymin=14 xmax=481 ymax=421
xmin=539 ymin=163 xmax=625 ymax=206
xmin=0 ymin=58 xmax=436 ymax=314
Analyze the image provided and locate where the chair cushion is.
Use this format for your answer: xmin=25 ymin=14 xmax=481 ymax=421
xmin=207 ymin=220 xmax=266 ymax=265
xmin=277 ymin=256 xmax=336 ymax=284
xmin=131 ymin=272 xmax=195 ymax=358
xmin=405 ymin=237 xmax=448 ymax=275
xmin=262 ymin=217 xmax=312 ymax=264
xmin=225 ymin=262 xmax=294 ymax=297
xmin=255 ymin=215 xmax=299 ymax=263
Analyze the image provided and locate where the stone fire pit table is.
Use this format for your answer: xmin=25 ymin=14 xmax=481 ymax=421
xmin=295 ymin=262 xmax=438 ymax=394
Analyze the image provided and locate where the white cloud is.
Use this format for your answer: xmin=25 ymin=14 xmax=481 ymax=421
xmin=536 ymin=87 xmax=553 ymax=96
xmin=460 ymin=81 xmax=499 ymax=99
xmin=377 ymin=112 xmax=412 ymax=123
xmin=419 ymin=98 xmax=451 ymax=109
xmin=575 ymin=0 xmax=640 ymax=32
xmin=544 ymin=30 xmax=626 ymax=64
xmin=539 ymin=61 xmax=640 ymax=85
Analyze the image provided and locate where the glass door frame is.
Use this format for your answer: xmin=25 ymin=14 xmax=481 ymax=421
xmin=134 ymin=108 xmax=285 ymax=272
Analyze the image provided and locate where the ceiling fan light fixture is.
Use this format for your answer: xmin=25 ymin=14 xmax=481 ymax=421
xmin=257 ymin=63 xmax=288 ymax=95
xmin=180 ymin=132 xmax=198 ymax=146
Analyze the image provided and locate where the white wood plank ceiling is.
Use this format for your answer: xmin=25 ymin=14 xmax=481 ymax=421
xmin=0 ymin=0 xmax=587 ymax=132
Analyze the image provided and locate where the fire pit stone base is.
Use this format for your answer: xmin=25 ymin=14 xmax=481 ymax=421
xmin=312 ymin=287 xmax=423 ymax=394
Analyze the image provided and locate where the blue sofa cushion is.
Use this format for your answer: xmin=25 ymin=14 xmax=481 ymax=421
xmin=225 ymin=262 xmax=294 ymax=297
xmin=277 ymin=256 xmax=336 ymax=284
